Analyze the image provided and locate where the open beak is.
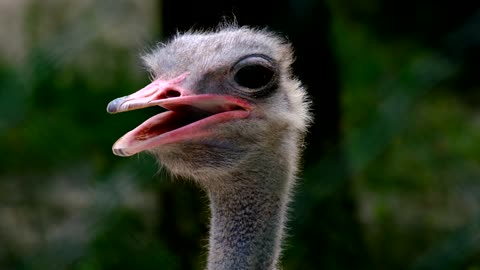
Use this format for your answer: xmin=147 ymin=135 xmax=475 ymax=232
xmin=106 ymin=74 xmax=251 ymax=157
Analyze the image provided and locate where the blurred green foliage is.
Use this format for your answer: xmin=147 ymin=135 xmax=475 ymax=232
xmin=329 ymin=2 xmax=480 ymax=269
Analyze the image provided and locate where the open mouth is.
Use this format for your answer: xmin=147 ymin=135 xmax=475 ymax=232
xmin=107 ymin=94 xmax=251 ymax=157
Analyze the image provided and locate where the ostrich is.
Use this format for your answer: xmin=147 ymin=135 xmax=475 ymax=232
xmin=107 ymin=26 xmax=311 ymax=270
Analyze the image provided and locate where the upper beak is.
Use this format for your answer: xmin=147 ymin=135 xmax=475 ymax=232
xmin=107 ymin=73 xmax=190 ymax=114
xmin=107 ymin=72 xmax=251 ymax=115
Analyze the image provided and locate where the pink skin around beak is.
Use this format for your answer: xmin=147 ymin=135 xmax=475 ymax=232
xmin=106 ymin=73 xmax=252 ymax=157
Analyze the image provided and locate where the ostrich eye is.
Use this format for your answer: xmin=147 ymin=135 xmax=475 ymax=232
xmin=232 ymin=55 xmax=277 ymax=91
xmin=234 ymin=64 xmax=275 ymax=89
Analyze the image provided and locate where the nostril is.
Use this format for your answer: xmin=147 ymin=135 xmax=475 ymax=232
xmin=164 ymin=89 xmax=181 ymax=98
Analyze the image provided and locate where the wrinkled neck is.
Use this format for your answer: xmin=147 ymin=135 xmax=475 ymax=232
xmin=206 ymin=167 xmax=292 ymax=270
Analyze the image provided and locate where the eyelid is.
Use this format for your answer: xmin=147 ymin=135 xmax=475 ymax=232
xmin=232 ymin=54 xmax=275 ymax=70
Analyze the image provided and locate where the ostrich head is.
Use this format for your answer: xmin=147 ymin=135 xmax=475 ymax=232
xmin=107 ymin=26 xmax=311 ymax=186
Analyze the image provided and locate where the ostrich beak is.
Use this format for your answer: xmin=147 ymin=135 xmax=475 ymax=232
xmin=106 ymin=74 xmax=251 ymax=157
xmin=107 ymin=73 xmax=190 ymax=114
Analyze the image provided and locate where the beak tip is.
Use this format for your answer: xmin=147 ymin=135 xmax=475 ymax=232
xmin=106 ymin=98 xmax=122 ymax=114
xmin=112 ymin=147 xmax=130 ymax=157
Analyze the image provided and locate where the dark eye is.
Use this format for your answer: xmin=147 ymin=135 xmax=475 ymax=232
xmin=231 ymin=55 xmax=277 ymax=91
xmin=234 ymin=64 xmax=275 ymax=89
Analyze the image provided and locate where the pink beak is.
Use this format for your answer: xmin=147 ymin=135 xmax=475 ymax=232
xmin=107 ymin=73 xmax=252 ymax=157
xmin=107 ymin=73 xmax=190 ymax=114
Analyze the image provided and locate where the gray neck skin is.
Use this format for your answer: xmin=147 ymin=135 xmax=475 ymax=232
xmin=205 ymin=164 xmax=292 ymax=270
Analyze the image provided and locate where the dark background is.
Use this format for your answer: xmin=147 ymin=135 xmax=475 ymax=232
xmin=1 ymin=0 xmax=479 ymax=269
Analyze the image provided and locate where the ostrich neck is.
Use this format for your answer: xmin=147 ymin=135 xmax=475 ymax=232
xmin=206 ymin=160 xmax=293 ymax=270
